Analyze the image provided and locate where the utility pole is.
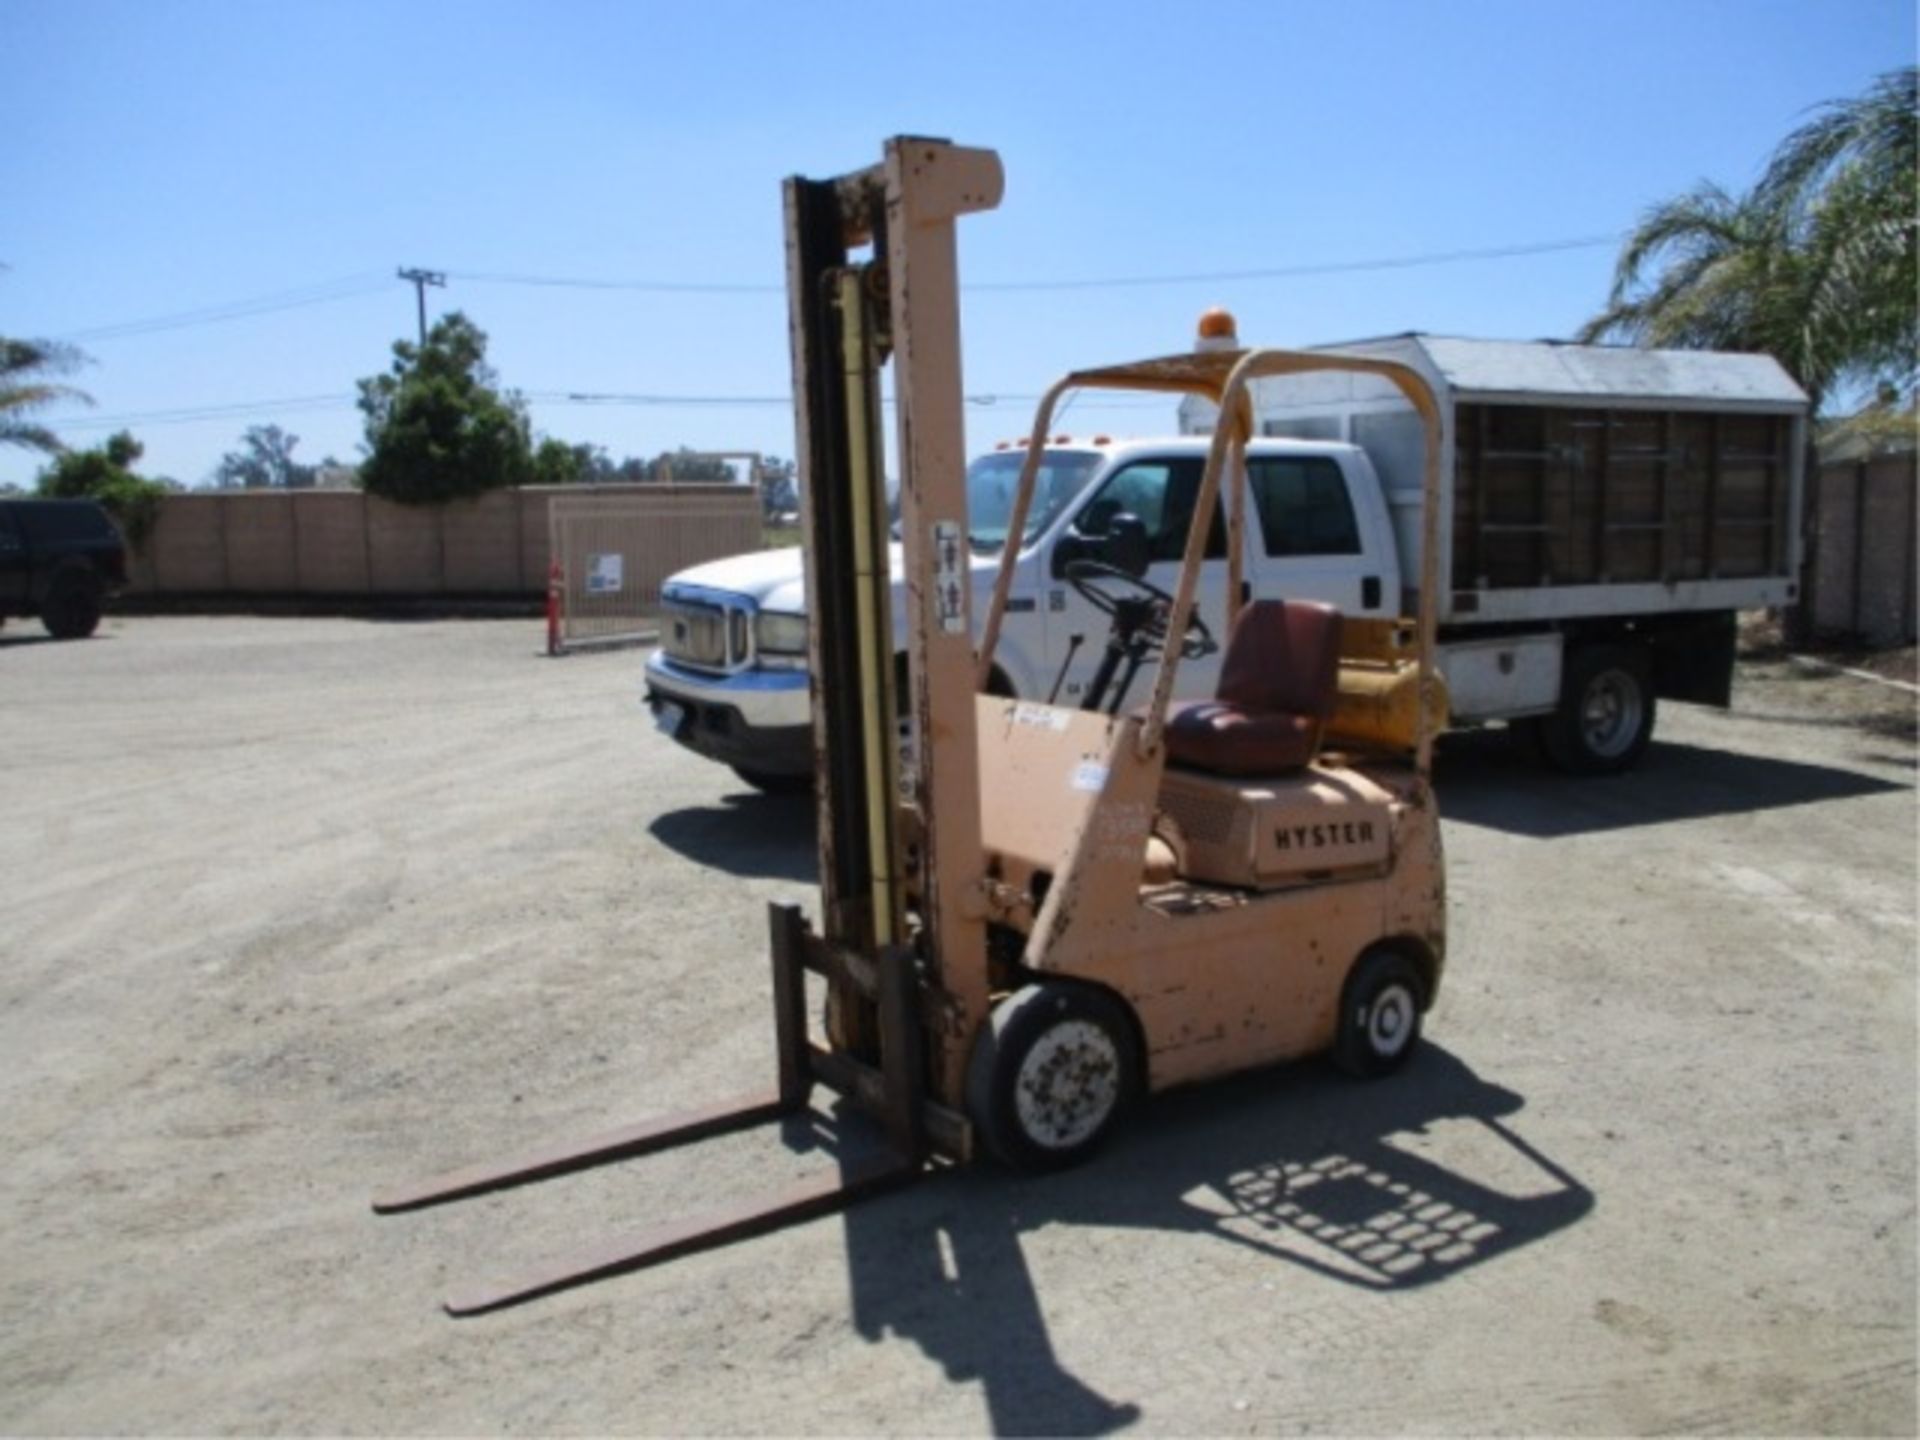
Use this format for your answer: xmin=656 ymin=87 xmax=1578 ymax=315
xmin=396 ymin=267 xmax=446 ymax=345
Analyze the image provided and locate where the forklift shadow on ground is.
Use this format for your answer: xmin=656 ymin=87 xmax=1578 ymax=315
xmin=647 ymin=789 xmax=817 ymax=883
xmin=825 ymin=1042 xmax=1590 ymax=1436
xmin=1435 ymin=726 xmax=1905 ymax=838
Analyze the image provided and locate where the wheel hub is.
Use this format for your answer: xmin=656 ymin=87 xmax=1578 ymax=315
xmin=1366 ymin=982 xmax=1416 ymax=1058
xmin=1580 ymin=670 xmax=1643 ymax=757
xmin=1013 ymin=1020 xmax=1121 ymax=1150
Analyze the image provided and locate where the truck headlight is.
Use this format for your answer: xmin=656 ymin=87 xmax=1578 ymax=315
xmin=755 ymin=611 xmax=809 ymax=655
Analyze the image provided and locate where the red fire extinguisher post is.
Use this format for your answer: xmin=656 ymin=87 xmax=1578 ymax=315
xmin=545 ymin=558 xmax=564 ymax=657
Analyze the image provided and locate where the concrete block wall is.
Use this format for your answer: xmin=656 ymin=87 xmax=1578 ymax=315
xmin=123 ymin=484 xmax=762 ymax=601
xmin=1806 ymin=454 xmax=1917 ymax=646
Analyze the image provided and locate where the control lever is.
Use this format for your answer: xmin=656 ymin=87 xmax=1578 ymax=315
xmin=1047 ymin=634 xmax=1085 ymax=705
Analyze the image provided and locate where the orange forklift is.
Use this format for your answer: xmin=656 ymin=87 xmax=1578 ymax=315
xmin=375 ymin=137 xmax=1449 ymax=1314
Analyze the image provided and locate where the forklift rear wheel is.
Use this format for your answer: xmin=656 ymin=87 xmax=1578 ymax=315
xmin=1332 ymin=948 xmax=1426 ymax=1079
xmin=967 ymin=982 xmax=1139 ymax=1173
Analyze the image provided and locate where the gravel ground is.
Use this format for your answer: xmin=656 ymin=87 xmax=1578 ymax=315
xmin=0 ymin=616 xmax=1913 ymax=1435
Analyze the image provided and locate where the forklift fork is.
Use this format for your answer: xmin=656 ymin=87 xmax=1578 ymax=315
xmin=371 ymin=905 xmax=949 ymax=1316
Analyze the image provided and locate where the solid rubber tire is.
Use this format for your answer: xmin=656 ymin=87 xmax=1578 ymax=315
xmin=1332 ymin=948 xmax=1427 ymax=1079
xmin=966 ymin=982 xmax=1140 ymax=1173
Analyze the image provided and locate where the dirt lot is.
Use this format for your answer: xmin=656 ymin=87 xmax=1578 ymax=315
xmin=1 ymin=616 xmax=1913 ymax=1435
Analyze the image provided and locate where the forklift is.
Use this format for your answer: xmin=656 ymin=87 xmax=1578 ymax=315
xmin=374 ymin=137 xmax=1449 ymax=1315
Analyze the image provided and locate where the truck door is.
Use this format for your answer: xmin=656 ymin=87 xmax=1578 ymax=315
xmin=1047 ymin=455 xmax=1232 ymax=707
xmin=1245 ymin=455 xmax=1385 ymax=618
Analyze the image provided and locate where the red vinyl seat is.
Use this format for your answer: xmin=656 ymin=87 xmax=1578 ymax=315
xmin=1164 ymin=600 xmax=1343 ymax=776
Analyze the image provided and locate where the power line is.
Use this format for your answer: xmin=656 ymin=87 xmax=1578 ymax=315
xmin=447 ymin=233 xmax=1624 ymax=296
xmin=40 ymin=232 xmax=1624 ymax=346
xmin=52 ymin=387 xmax=1169 ymax=431
xmin=532 ymin=391 xmax=1167 ymax=410
xmin=57 ymin=274 xmax=391 ymax=343
xmin=973 ymin=234 xmax=1625 ymax=292
xmin=58 ymin=393 xmax=359 ymax=430
xmin=451 ymin=271 xmax=777 ymax=295
xmin=541 ymin=390 xmax=791 ymax=406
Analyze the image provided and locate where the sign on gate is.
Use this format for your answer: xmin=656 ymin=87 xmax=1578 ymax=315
xmin=547 ymin=486 xmax=763 ymax=652
xmin=586 ymin=553 xmax=624 ymax=595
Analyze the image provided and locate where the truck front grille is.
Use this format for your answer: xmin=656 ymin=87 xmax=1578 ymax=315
xmin=662 ymin=595 xmax=744 ymax=670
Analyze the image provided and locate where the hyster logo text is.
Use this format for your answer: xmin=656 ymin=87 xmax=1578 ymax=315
xmin=1274 ymin=820 xmax=1376 ymax=851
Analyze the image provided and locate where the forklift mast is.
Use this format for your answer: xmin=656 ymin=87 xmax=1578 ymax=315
xmin=784 ymin=139 xmax=1004 ymax=1102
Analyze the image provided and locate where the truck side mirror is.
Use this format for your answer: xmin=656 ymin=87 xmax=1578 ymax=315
xmin=1050 ymin=505 xmax=1152 ymax=580
xmin=1102 ymin=513 xmax=1151 ymax=577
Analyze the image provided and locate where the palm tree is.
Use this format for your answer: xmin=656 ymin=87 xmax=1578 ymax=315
xmin=1757 ymin=67 xmax=1917 ymax=219
xmin=1 ymin=336 xmax=92 ymax=454
xmin=1758 ymin=68 xmax=1918 ymax=402
xmin=1581 ymin=67 xmax=1917 ymax=412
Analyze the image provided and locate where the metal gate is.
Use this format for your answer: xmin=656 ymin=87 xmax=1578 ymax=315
xmin=548 ymin=485 xmax=763 ymax=651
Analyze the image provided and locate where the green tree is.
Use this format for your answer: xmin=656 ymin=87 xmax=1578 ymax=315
xmin=356 ymin=312 xmax=531 ymax=504
xmin=531 ymin=437 xmax=611 ymax=486
xmin=213 ymin=423 xmax=314 ymax=489
xmin=757 ymin=455 xmax=797 ymax=518
xmin=2 ymin=337 xmax=92 ymax=455
xmin=37 ymin=430 xmax=167 ymax=547
xmin=1581 ymin=67 xmax=1917 ymax=411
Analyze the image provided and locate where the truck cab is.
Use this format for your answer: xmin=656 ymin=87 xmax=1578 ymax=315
xmin=644 ymin=436 xmax=1403 ymax=788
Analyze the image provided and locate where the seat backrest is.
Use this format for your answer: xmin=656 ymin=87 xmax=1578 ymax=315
xmin=1216 ymin=599 xmax=1343 ymax=718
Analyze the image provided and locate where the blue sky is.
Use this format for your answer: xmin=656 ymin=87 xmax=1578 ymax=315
xmin=2 ymin=0 xmax=1912 ymax=488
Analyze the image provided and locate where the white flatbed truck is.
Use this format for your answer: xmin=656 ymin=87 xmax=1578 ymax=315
xmin=645 ymin=317 xmax=1808 ymax=784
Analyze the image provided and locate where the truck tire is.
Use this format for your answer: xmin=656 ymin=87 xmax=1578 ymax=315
xmin=41 ymin=576 xmax=102 ymax=640
xmin=966 ymin=982 xmax=1140 ymax=1173
xmin=1537 ymin=642 xmax=1655 ymax=775
xmin=1332 ymin=947 xmax=1427 ymax=1079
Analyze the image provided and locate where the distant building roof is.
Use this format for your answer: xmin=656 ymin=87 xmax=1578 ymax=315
xmin=1816 ymin=406 xmax=1919 ymax=463
xmin=1312 ymin=333 xmax=1809 ymax=408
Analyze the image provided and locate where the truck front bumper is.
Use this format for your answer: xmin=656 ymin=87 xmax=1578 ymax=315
xmin=643 ymin=650 xmax=814 ymax=777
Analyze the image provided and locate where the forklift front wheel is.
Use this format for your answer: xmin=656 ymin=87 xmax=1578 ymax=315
xmin=966 ymin=983 xmax=1140 ymax=1173
xmin=1332 ymin=948 xmax=1427 ymax=1079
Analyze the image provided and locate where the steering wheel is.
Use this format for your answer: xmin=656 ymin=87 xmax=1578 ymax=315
xmin=1064 ymin=559 xmax=1217 ymax=660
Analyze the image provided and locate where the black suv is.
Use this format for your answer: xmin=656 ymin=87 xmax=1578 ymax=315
xmin=0 ymin=500 xmax=128 ymax=639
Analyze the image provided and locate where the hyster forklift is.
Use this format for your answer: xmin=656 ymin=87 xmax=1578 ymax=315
xmin=375 ymin=137 xmax=1449 ymax=1315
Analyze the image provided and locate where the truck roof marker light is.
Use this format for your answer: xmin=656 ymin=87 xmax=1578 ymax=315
xmin=1197 ymin=307 xmax=1238 ymax=341
xmin=1052 ymin=434 xmax=1070 ymax=445
xmin=1093 ymin=434 xmax=1112 ymax=445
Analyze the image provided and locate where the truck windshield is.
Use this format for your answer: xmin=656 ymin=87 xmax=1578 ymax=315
xmin=966 ymin=451 xmax=1102 ymax=552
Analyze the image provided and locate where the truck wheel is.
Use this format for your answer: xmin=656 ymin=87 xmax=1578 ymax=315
xmin=1537 ymin=643 xmax=1655 ymax=775
xmin=41 ymin=578 xmax=102 ymax=640
xmin=730 ymin=766 xmax=811 ymax=796
xmin=966 ymin=982 xmax=1139 ymax=1173
xmin=1332 ymin=947 xmax=1426 ymax=1079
